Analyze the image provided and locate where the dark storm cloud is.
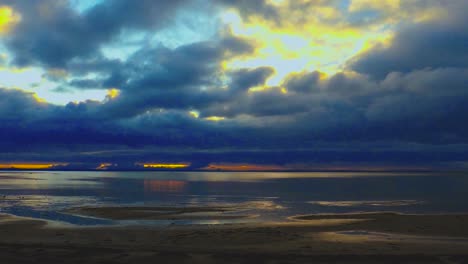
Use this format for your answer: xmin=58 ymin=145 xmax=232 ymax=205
xmin=220 ymin=35 xmax=256 ymax=55
xmin=2 ymin=0 xmax=189 ymax=67
xmin=349 ymin=15 xmax=468 ymax=79
xmin=228 ymin=67 xmax=275 ymax=92
xmin=200 ymin=88 xmax=309 ymax=118
xmin=0 ymin=87 xmax=184 ymax=151
xmin=293 ymin=69 xmax=468 ymax=144
xmin=67 ymin=57 xmax=123 ymax=77
xmin=0 ymin=88 xmax=127 ymax=148
xmin=0 ymin=88 xmax=51 ymax=122
xmin=2 ymin=67 xmax=468 ymax=167
xmin=283 ymin=71 xmax=322 ymax=93
xmin=199 ymin=66 xmax=468 ymax=145
xmin=68 ymin=78 xmax=105 ymax=89
xmin=97 ymin=36 xmax=256 ymax=118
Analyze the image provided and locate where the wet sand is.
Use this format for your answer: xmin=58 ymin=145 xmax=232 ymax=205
xmin=65 ymin=205 xmax=251 ymax=220
xmin=292 ymin=212 xmax=468 ymax=237
xmin=1 ymin=210 xmax=468 ymax=263
xmin=64 ymin=201 xmax=283 ymax=221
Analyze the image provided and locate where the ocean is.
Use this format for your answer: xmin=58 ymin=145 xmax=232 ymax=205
xmin=1 ymin=171 xmax=467 ymax=226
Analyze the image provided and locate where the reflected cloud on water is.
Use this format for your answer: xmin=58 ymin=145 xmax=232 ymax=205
xmin=1 ymin=171 xmax=468 ymax=226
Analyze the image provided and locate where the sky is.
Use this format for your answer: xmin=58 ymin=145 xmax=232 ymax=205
xmin=0 ymin=0 xmax=467 ymax=171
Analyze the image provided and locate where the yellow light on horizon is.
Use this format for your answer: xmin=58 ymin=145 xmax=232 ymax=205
xmin=96 ymin=163 xmax=113 ymax=170
xmin=0 ymin=163 xmax=68 ymax=170
xmin=205 ymin=116 xmax=225 ymax=122
xmin=189 ymin=110 xmax=200 ymax=118
xmin=203 ymin=163 xmax=285 ymax=171
xmin=137 ymin=163 xmax=191 ymax=169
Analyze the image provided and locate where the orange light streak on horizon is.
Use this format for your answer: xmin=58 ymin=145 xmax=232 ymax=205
xmin=137 ymin=163 xmax=191 ymax=169
xmin=96 ymin=163 xmax=114 ymax=170
xmin=0 ymin=163 xmax=68 ymax=170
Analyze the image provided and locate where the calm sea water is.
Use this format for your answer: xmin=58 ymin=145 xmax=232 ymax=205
xmin=1 ymin=171 xmax=468 ymax=226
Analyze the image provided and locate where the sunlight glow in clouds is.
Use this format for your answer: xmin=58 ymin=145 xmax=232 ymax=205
xmin=220 ymin=5 xmax=392 ymax=87
xmin=106 ymin=88 xmax=120 ymax=99
xmin=0 ymin=6 xmax=20 ymax=35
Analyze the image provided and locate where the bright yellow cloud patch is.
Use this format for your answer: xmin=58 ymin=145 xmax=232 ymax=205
xmin=106 ymin=88 xmax=120 ymax=99
xmin=0 ymin=6 xmax=20 ymax=35
xmin=32 ymin=93 xmax=47 ymax=104
xmin=219 ymin=0 xmax=449 ymax=90
xmin=220 ymin=4 xmax=393 ymax=87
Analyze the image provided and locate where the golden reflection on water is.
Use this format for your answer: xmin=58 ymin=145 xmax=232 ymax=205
xmin=143 ymin=180 xmax=187 ymax=193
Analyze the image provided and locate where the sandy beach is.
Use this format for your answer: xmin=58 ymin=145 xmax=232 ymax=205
xmin=1 ymin=208 xmax=468 ymax=263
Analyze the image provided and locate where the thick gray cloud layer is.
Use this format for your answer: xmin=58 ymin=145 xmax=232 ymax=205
xmin=2 ymin=0 xmax=190 ymax=67
xmin=348 ymin=1 xmax=468 ymax=79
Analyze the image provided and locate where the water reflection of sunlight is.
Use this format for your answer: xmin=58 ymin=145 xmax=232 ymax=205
xmin=180 ymin=171 xmax=431 ymax=182
xmin=0 ymin=195 xmax=99 ymax=210
xmin=309 ymin=200 xmax=424 ymax=207
xmin=143 ymin=180 xmax=187 ymax=193
xmin=0 ymin=172 xmax=102 ymax=189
